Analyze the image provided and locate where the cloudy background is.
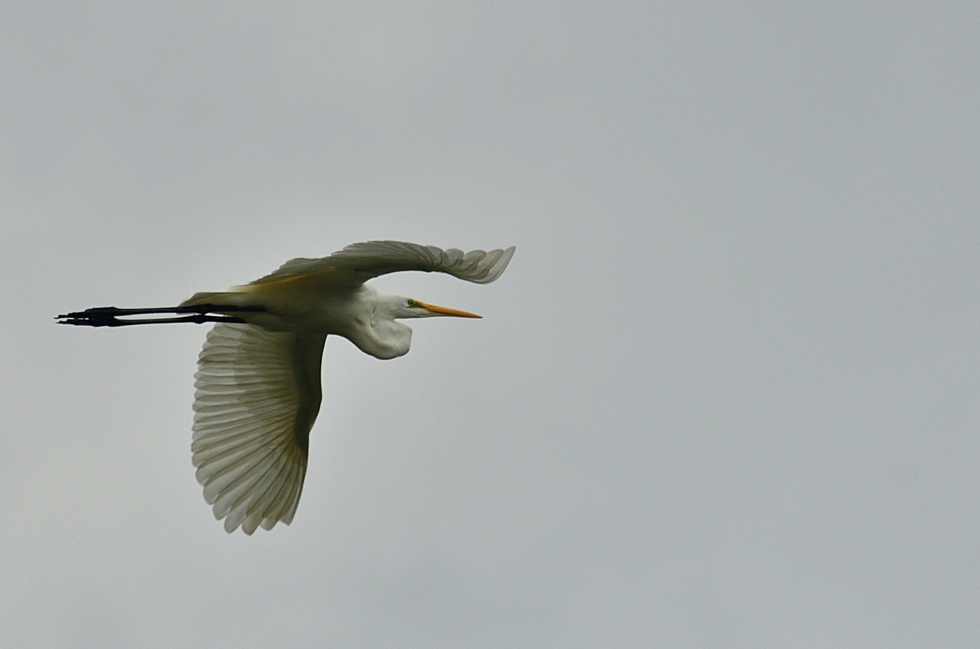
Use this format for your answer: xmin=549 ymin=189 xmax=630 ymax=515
xmin=2 ymin=2 xmax=979 ymax=646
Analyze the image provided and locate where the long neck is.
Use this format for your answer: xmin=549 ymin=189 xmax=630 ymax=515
xmin=343 ymin=289 xmax=413 ymax=360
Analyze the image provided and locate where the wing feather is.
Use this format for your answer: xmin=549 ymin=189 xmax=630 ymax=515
xmin=192 ymin=323 xmax=326 ymax=534
xmin=250 ymin=240 xmax=516 ymax=287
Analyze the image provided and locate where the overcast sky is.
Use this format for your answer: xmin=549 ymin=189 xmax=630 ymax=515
xmin=2 ymin=2 xmax=979 ymax=647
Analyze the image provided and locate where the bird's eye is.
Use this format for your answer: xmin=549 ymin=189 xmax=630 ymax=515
xmin=407 ymin=299 xmax=417 ymax=307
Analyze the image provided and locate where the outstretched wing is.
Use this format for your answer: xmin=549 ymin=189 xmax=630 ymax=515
xmin=249 ymin=241 xmax=516 ymax=287
xmin=192 ymin=323 xmax=326 ymax=534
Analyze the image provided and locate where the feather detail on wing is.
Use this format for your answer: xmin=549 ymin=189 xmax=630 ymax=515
xmin=192 ymin=323 xmax=326 ymax=534
xmin=249 ymin=241 xmax=516 ymax=287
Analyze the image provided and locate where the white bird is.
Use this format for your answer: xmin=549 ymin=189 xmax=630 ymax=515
xmin=58 ymin=241 xmax=516 ymax=534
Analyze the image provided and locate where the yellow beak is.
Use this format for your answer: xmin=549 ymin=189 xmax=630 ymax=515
xmin=417 ymin=301 xmax=482 ymax=318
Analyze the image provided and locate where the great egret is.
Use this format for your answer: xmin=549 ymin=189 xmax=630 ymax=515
xmin=58 ymin=241 xmax=515 ymax=534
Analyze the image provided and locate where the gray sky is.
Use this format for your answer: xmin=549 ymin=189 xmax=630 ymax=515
xmin=2 ymin=2 xmax=979 ymax=646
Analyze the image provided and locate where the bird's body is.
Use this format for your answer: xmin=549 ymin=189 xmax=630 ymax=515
xmin=59 ymin=241 xmax=515 ymax=534
xmin=185 ymin=281 xmax=412 ymax=357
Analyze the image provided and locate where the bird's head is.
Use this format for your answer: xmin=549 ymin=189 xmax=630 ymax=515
xmin=360 ymin=293 xmax=481 ymax=360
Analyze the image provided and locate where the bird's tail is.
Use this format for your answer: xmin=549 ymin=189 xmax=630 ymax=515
xmin=181 ymin=291 xmax=228 ymax=307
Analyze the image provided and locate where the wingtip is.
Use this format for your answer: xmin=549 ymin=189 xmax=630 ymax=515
xmin=481 ymin=245 xmax=516 ymax=283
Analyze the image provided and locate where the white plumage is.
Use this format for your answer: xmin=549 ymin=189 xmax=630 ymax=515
xmin=59 ymin=241 xmax=516 ymax=534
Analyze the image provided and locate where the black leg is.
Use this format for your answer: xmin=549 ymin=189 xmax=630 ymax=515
xmin=56 ymin=304 xmax=267 ymax=327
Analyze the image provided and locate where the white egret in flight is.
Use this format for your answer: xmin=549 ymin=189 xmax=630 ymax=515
xmin=58 ymin=241 xmax=515 ymax=534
